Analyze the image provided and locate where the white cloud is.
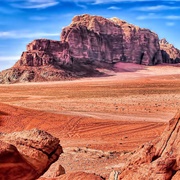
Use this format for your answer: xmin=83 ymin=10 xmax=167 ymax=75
xmin=58 ymin=0 xmax=180 ymax=6
xmin=10 ymin=0 xmax=59 ymax=9
xmin=0 ymin=31 xmax=59 ymax=39
xmin=166 ymin=15 xmax=180 ymax=20
xmin=135 ymin=5 xmax=180 ymax=11
xmin=166 ymin=22 xmax=175 ymax=26
xmin=75 ymin=3 xmax=87 ymax=9
xmin=136 ymin=13 xmax=159 ymax=20
xmin=108 ymin=6 xmax=121 ymax=10
xmin=93 ymin=0 xmax=154 ymax=4
xmin=0 ymin=56 xmax=19 ymax=61
xmin=137 ymin=13 xmax=180 ymax=20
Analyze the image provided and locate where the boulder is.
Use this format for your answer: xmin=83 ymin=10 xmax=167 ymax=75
xmin=0 ymin=129 xmax=63 ymax=180
xmin=0 ymin=140 xmax=38 ymax=180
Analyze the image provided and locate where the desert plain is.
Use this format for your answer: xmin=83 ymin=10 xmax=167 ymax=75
xmin=0 ymin=62 xmax=180 ymax=178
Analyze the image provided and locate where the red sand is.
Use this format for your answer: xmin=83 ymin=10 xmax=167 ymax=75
xmin=0 ymin=63 xmax=180 ymax=178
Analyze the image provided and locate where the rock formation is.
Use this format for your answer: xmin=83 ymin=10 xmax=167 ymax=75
xmin=61 ymin=15 xmax=162 ymax=65
xmin=0 ymin=14 xmax=179 ymax=83
xmin=109 ymin=111 xmax=180 ymax=180
xmin=160 ymin=38 xmax=180 ymax=63
xmin=0 ymin=129 xmax=63 ymax=180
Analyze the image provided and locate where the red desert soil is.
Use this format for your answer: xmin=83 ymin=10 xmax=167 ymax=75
xmin=0 ymin=63 xmax=180 ymax=178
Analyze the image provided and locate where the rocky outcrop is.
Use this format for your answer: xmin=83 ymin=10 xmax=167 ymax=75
xmin=61 ymin=15 xmax=162 ymax=65
xmin=0 ymin=14 xmax=179 ymax=83
xmin=16 ymin=14 xmax=163 ymax=68
xmin=110 ymin=111 xmax=180 ymax=180
xmin=14 ymin=40 xmax=70 ymax=67
xmin=160 ymin=38 xmax=180 ymax=63
xmin=0 ymin=129 xmax=63 ymax=180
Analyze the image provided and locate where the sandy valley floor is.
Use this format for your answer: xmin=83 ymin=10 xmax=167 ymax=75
xmin=0 ymin=63 xmax=180 ymax=178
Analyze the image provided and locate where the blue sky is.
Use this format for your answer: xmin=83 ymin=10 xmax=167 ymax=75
xmin=0 ymin=0 xmax=180 ymax=70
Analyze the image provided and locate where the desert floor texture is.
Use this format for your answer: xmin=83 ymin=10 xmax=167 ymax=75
xmin=0 ymin=63 xmax=180 ymax=178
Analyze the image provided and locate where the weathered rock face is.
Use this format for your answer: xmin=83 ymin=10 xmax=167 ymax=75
xmin=15 ymin=40 xmax=70 ymax=67
xmin=0 ymin=129 xmax=63 ymax=180
xmin=160 ymin=38 xmax=180 ymax=63
xmin=61 ymin=14 xmax=162 ymax=65
xmin=17 ymin=14 xmax=162 ymax=68
xmin=110 ymin=112 xmax=180 ymax=180
xmin=0 ymin=14 xmax=179 ymax=83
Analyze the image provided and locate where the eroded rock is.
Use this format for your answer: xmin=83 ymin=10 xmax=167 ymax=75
xmin=160 ymin=38 xmax=180 ymax=63
xmin=61 ymin=14 xmax=162 ymax=65
xmin=0 ymin=129 xmax=63 ymax=180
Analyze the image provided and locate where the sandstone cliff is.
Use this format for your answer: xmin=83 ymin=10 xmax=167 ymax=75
xmin=160 ymin=38 xmax=180 ymax=63
xmin=61 ymin=15 xmax=162 ymax=65
xmin=0 ymin=14 xmax=179 ymax=83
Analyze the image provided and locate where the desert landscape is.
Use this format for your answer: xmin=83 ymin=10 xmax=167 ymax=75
xmin=0 ymin=62 xmax=180 ymax=179
xmin=0 ymin=12 xmax=180 ymax=179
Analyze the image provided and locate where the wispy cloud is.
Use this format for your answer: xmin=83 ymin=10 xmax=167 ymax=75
xmin=10 ymin=0 xmax=59 ymax=9
xmin=59 ymin=0 xmax=180 ymax=6
xmin=137 ymin=13 xmax=159 ymax=20
xmin=137 ymin=13 xmax=180 ymax=20
xmin=0 ymin=31 xmax=59 ymax=39
xmin=166 ymin=15 xmax=180 ymax=20
xmin=91 ymin=0 xmax=180 ymax=4
xmin=0 ymin=56 xmax=19 ymax=61
xmin=108 ymin=6 xmax=121 ymax=10
xmin=166 ymin=22 xmax=175 ymax=26
xmin=135 ymin=5 xmax=180 ymax=11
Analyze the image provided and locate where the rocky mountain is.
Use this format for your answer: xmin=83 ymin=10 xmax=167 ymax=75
xmin=0 ymin=14 xmax=179 ymax=83
xmin=160 ymin=38 xmax=180 ymax=63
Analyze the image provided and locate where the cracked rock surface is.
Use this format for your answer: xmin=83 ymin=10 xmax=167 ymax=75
xmin=0 ymin=129 xmax=63 ymax=180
